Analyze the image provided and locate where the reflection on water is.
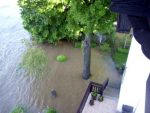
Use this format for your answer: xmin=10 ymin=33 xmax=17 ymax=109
xmin=0 ymin=1 xmax=121 ymax=113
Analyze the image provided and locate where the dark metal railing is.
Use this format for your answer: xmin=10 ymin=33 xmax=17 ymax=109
xmin=77 ymin=80 xmax=109 ymax=113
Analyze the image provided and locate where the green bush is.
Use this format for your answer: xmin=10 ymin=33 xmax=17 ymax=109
xmin=21 ymin=48 xmax=48 ymax=75
xmin=91 ymin=42 xmax=97 ymax=48
xmin=100 ymin=43 xmax=111 ymax=52
xmin=112 ymin=48 xmax=129 ymax=68
xmin=117 ymin=48 xmax=129 ymax=54
xmin=74 ymin=42 xmax=82 ymax=48
xmin=18 ymin=0 xmax=70 ymax=44
xmin=43 ymin=108 xmax=57 ymax=113
xmin=91 ymin=91 xmax=97 ymax=97
xmin=11 ymin=106 xmax=25 ymax=113
xmin=56 ymin=55 xmax=67 ymax=62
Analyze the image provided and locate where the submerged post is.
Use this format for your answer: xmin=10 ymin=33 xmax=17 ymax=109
xmin=83 ymin=34 xmax=91 ymax=80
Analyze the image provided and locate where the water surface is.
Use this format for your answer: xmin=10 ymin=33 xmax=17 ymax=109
xmin=0 ymin=1 xmax=121 ymax=113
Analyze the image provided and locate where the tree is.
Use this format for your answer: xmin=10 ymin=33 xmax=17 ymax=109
xmin=18 ymin=0 xmax=116 ymax=79
xmin=18 ymin=0 xmax=116 ymax=44
xmin=67 ymin=0 xmax=115 ymax=36
xmin=67 ymin=0 xmax=116 ymax=79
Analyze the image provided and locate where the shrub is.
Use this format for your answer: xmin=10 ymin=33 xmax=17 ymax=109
xmin=98 ymin=95 xmax=104 ymax=102
xmin=43 ymin=108 xmax=57 ymax=113
xmin=113 ymin=52 xmax=127 ymax=66
xmin=11 ymin=106 xmax=25 ymax=113
xmin=112 ymin=48 xmax=129 ymax=69
xmin=91 ymin=91 xmax=97 ymax=100
xmin=18 ymin=0 xmax=70 ymax=44
xmin=74 ymin=42 xmax=82 ymax=48
xmin=91 ymin=91 xmax=97 ymax=97
xmin=56 ymin=55 xmax=67 ymax=62
xmin=117 ymin=48 xmax=129 ymax=54
xmin=100 ymin=43 xmax=111 ymax=52
xmin=21 ymin=47 xmax=48 ymax=75
xmin=91 ymin=42 xmax=97 ymax=48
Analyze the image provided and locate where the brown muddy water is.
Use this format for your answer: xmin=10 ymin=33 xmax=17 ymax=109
xmin=0 ymin=1 xmax=121 ymax=113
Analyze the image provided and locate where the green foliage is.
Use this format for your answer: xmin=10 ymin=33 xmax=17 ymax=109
xmin=114 ymin=33 xmax=131 ymax=49
xmin=117 ymin=48 xmax=129 ymax=54
xmin=112 ymin=48 xmax=129 ymax=68
xmin=18 ymin=0 xmax=70 ymax=43
xmin=91 ymin=91 xmax=97 ymax=97
xmin=11 ymin=106 xmax=25 ymax=113
xmin=21 ymin=47 xmax=48 ymax=75
xmin=111 ymin=34 xmax=131 ymax=70
xmin=74 ymin=41 xmax=97 ymax=48
xmin=18 ymin=0 xmax=116 ymax=44
xmin=98 ymin=95 xmax=104 ymax=102
xmin=74 ymin=42 xmax=82 ymax=48
xmin=91 ymin=42 xmax=97 ymax=48
xmin=56 ymin=55 xmax=68 ymax=62
xmin=68 ymin=0 xmax=116 ymax=35
xmin=43 ymin=108 xmax=57 ymax=113
xmin=100 ymin=43 xmax=111 ymax=52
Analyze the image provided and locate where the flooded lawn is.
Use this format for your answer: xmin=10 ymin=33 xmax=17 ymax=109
xmin=0 ymin=0 xmax=121 ymax=113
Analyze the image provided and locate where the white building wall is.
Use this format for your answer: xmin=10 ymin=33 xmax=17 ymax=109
xmin=117 ymin=38 xmax=150 ymax=113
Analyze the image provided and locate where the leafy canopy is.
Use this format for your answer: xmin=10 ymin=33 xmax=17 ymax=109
xmin=18 ymin=0 xmax=115 ymax=43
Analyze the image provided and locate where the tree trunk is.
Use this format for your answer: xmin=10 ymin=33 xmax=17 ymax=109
xmin=83 ymin=34 xmax=91 ymax=80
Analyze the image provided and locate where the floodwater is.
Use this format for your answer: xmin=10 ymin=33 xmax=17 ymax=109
xmin=0 ymin=1 xmax=121 ymax=113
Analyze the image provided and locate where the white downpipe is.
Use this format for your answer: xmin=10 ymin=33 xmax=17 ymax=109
xmin=117 ymin=38 xmax=150 ymax=113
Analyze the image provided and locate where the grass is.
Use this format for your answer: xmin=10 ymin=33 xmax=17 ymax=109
xmin=112 ymin=48 xmax=129 ymax=68
xmin=56 ymin=55 xmax=67 ymax=62
xmin=43 ymin=108 xmax=57 ymax=113
xmin=11 ymin=106 xmax=25 ymax=113
xmin=21 ymin=47 xmax=48 ymax=76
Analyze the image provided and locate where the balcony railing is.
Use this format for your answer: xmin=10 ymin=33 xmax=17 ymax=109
xmin=77 ymin=80 xmax=109 ymax=113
